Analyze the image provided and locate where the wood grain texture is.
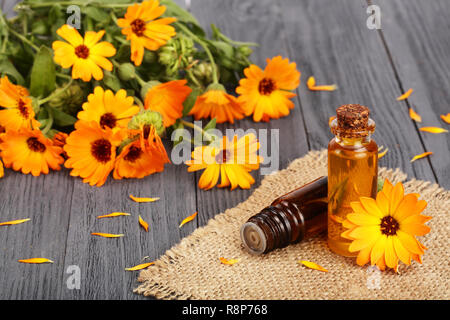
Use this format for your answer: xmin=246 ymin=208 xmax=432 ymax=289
xmin=278 ymin=0 xmax=437 ymax=185
xmin=374 ymin=0 xmax=450 ymax=188
xmin=189 ymin=0 xmax=309 ymax=226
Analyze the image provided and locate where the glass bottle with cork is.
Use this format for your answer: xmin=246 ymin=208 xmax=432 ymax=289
xmin=328 ymin=104 xmax=378 ymax=256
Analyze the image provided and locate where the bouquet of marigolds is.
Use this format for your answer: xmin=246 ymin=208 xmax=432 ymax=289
xmin=0 ymin=0 xmax=301 ymax=188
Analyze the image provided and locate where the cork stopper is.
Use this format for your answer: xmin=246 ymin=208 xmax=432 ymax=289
xmin=332 ymin=104 xmax=374 ymax=138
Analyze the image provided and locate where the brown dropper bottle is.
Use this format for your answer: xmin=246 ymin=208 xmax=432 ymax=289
xmin=240 ymin=176 xmax=328 ymax=255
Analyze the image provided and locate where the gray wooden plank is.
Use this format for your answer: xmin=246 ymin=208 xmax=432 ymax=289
xmin=373 ymin=0 xmax=450 ymax=188
xmin=0 ymin=170 xmax=74 ymax=299
xmin=189 ymin=0 xmax=310 ymax=225
xmin=61 ymin=145 xmax=197 ymax=299
xmin=278 ymin=0 xmax=437 ymax=185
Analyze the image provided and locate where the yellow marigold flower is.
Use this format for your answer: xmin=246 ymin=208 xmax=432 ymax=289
xmin=0 ymin=128 xmax=64 ymax=176
xmin=144 ymin=80 xmax=192 ymax=127
xmin=185 ymin=134 xmax=262 ymax=190
xmin=77 ymin=87 xmax=139 ymax=130
xmin=113 ymin=126 xmax=169 ymax=179
xmin=0 ymin=76 xmax=40 ymax=131
xmin=117 ymin=0 xmax=176 ymax=66
xmin=64 ymin=121 xmax=123 ymax=187
xmin=236 ymin=56 xmax=300 ymax=122
xmin=188 ymin=84 xmax=245 ymax=124
xmin=341 ymin=179 xmax=431 ymax=272
xmin=52 ymin=25 xmax=116 ymax=82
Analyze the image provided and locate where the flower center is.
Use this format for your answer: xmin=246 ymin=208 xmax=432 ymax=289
xmin=215 ymin=149 xmax=231 ymax=164
xmin=27 ymin=137 xmax=46 ymax=153
xmin=75 ymin=45 xmax=90 ymax=59
xmin=380 ymin=216 xmax=400 ymax=236
xmin=18 ymin=99 xmax=29 ymax=118
xmin=258 ymin=78 xmax=276 ymax=95
xmin=91 ymin=138 xmax=112 ymax=163
xmin=124 ymin=145 xmax=143 ymax=163
xmin=131 ymin=19 xmax=146 ymax=36
xmin=99 ymin=113 xmax=117 ymax=129
xmin=0 ymin=125 xmax=5 ymax=134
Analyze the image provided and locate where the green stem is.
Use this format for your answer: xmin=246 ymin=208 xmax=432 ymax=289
xmin=180 ymin=119 xmax=214 ymax=143
xmin=38 ymin=78 xmax=73 ymax=105
xmin=41 ymin=109 xmax=54 ymax=135
xmin=7 ymin=25 xmax=39 ymax=52
xmin=185 ymin=69 xmax=203 ymax=89
xmin=175 ymin=22 xmax=219 ymax=84
xmin=0 ymin=9 xmax=9 ymax=53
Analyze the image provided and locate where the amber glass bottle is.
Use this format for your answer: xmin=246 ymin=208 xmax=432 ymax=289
xmin=240 ymin=176 xmax=327 ymax=255
xmin=328 ymin=104 xmax=378 ymax=257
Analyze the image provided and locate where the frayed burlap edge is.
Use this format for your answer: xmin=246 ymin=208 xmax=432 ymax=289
xmin=134 ymin=149 xmax=450 ymax=300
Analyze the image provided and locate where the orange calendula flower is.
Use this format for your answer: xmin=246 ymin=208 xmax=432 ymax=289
xmin=188 ymin=83 xmax=245 ymax=124
xmin=64 ymin=121 xmax=123 ymax=187
xmin=236 ymin=56 xmax=300 ymax=122
xmin=52 ymin=25 xmax=116 ymax=82
xmin=341 ymin=179 xmax=431 ymax=272
xmin=77 ymin=87 xmax=139 ymax=130
xmin=113 ymin=125 xmax=169 ymax=179
xmin=0 ymin=128 xmax=64 ymax=176
xmin=117 ymin=0 xmax=176 ymax=66
xmin=144 ymin=80 xmax=192 ymax=127
xmin=185 ymin=134 xmax=263 ymax=190
xmin=0 ymin=76 xmax=40 ymax=131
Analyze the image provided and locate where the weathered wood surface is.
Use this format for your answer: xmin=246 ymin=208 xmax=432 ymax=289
xmin=0 ymin=0 xmax=448 ymax=300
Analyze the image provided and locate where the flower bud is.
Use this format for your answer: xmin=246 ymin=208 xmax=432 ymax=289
xmin=48 ymin=83 xmax=85 ymax=116
xmin=192 ymin=61 xmax=214 ymax=84
xmin=238 ymin=46 xmax=253 ymax=57
xmin=143 ymin=51 xmax=158 ymax=64
xmin=117 ymin=63 xmax=136 ymax=81
xmin=128 ymin=110 xmax=165 ymax=137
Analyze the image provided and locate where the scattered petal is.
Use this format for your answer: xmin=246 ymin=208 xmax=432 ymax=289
xmin=125 ymin=262 xmax=155 ymax=271
xmin=419 ymin=126 xmax=448 ymax=134
xmin=397 ymin=88 xmax=413 ymax=101
xmin=328 ymin=116 xmax=336 ymax=128
xmin=179 ymin=211 xmax=198 ymax=228
xmin=378 ymin=147 xmax=389 ymax=159
xmin=18 ymin=258 xmax=54 ymax=264
xmin=91 ymin=232 xmax=124 ymax=238
xmin=0 ymin=218 xmax=31 ymax=226
xmin=409 ymin=108 xmax=422 ymax=122
xmin=410 ymin=152 xmax=433 ymax=163
xmin=440 ymin=113 xmax=450 ymax=124
xmin=219 ymin=257 xmax=239 ymax=265
xmin=129 ymin=194 xmax=160 ymax=203
xmin=299 ymin=260 xmax=329 ymax=272
xmin=139 ymin=215 xmax=149 ymax=232
xmin=97 ymin=212 xmax=131 ymax=219
xmin=307 ymin=76 xmax=337 ymax=91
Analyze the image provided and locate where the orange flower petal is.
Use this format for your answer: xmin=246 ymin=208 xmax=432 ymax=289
xmin=219 ymin=257 xmax=239 ymax=265
xmin=440 ymin=113 xmax=450 ymax=124
xmin=419 ymin=127 xmax=448 ymax=134
xmin=179 ymin=211 xmax=197 ymax=228
xmin=396 ymin=88 xmax=413 ymax=101
xmin=91 ymin=232 xmax=124 ymax=238
xmin=409 ymin=108 xmax=422 ymax=122
xmin=0 ymin=218 xmax=31 ymax=226
xmin=410 ymin=151 xmax=433 ymax=163
xmin=97 ymin=212 xmax=131 ymax=219
xmin=299 ymin=260 xmax=328 ymax=272
xmin=307 ymin=76 xmax=337 ymax=91
xmin=18 ymin=258 xmax=54 ymax=264
xmin=125 ymin=262 xmax=154 ymax=271
xmin=129 ymin=194 xmax=160 ymax=203
xmin=378 ymin=146 xmax=389 ymax=159
xmin=138 ymin=215 xmax=149 ymax=232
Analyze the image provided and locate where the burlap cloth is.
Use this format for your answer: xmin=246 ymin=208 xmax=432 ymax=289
xmin=135 ymin=150 xmax=450 ymax=299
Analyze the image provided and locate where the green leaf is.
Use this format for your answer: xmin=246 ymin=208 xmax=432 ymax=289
xmin=103 ymin=71 xmax=122 ymax=92
xmin=47 ymin=106 xmax=77 ymax=127
xmin=162 ymin=0 xmax=205 ymax=37
xmin=83 ymin=7 xmax=110 ymax=23
xmin=29 ymin=46 xmax=56 ymax=97
xmin=182 ymin=87 xmax=202 ymax=116
xmin=203 ymin=117 xmax=216 ymax=131
xmin=0 ymin=54 xmax=25 ymax=85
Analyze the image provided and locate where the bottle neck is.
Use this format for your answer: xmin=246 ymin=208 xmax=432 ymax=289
xmin=334 ymin=133 xmax=372 ymax=146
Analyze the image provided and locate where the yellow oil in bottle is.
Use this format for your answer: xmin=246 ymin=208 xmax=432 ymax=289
xmin=327 ymin=104 xmax=378 ymax=257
